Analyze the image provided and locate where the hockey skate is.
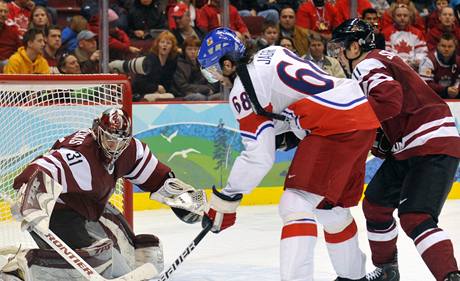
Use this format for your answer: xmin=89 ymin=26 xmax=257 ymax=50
xmin=365 ymin=263 xmax=399 ymax=281
xmin=445 ymin=272 xmax=460 ymax=281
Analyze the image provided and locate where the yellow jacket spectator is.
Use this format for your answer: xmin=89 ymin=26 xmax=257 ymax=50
xmin=4 ymin=28 xmax=50 ymax=74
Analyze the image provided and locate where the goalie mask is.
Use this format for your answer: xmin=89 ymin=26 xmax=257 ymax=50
xmin=92 ymin=108 xmax=132 ymax=163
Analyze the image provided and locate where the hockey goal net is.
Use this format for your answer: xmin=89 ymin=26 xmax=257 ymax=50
xmin=0 ymin=74 xmax=133 ymax=250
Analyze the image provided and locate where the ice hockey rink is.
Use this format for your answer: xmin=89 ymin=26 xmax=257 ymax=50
xmin=135 ymin=201 xmax=460 ymax=281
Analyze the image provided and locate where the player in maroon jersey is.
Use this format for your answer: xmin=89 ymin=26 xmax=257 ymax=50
xmin=329 ymin=19 xmax=460 ymax=281
xmin=8 ymin=108 xmax=206 ymax=279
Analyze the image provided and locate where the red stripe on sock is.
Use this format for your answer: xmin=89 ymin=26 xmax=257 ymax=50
xmin=324 ymin=220 xmax=358 ymax=244
xmin=281 ymin=223 xmax=317 ymax=240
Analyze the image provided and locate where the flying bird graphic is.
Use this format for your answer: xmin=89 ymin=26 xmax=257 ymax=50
xmin=160 ymin=130 xmax=178 ymax=143
xmin=167 ymin=148 xmax=201 ymax=162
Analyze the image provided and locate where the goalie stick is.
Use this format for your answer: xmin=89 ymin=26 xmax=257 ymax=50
xmin=158 ymin=215 xmax=213 ymax=281
xmin=32 ymin=226 xmax=158 ymax=281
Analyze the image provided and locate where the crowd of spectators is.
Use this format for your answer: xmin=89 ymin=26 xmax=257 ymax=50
xmin=0 ymin=0 xmax=459 ymax=100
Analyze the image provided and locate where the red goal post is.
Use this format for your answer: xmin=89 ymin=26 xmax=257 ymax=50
xmin=0 ymin=74 xmax=133 ymax=250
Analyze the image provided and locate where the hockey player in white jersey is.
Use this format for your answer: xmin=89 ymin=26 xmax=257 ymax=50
xmin=198 ymin=27 xmax=380 ymax=281
xmin=1 ymin=108 xmax=206 ymax=281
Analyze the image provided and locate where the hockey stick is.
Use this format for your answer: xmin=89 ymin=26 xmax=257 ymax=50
xmin=158 ymin=215 xmax=213 ymax=281
xmin=32 ymin=227 xmax=158 ymax=281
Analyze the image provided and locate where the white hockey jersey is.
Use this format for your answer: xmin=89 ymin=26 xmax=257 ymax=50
xmin=222 ymin=46 xmax=379 ymax=196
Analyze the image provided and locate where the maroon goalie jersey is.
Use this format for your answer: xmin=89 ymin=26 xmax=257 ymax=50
xmin=14 ymin=130 xmax=171 ymax=221
xmin=351 ymin=49 xmax=460 ymax=160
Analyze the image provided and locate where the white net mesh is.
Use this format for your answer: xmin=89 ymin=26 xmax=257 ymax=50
xmin=0 ymin=75 xmax=131 ymax=250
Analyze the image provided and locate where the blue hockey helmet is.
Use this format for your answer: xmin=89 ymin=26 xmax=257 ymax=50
xmin=198 ymin=27 xmax=246 ymax=83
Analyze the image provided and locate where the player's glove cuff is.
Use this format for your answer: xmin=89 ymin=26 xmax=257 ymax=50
xmin=205 ymin=186 xmax=242 ymax=233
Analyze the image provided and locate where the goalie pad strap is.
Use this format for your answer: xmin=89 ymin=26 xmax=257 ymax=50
xmin=134 ymin=234 xmax=160 ymax=249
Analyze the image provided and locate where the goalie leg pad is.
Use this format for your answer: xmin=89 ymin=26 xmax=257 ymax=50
xmin=5 ymin=239 xmax=113 ymax=281
xmin=98 ymin=203 xmax=136 ymax=272
xmin=134 ymin=234 xmax=164 ymax=275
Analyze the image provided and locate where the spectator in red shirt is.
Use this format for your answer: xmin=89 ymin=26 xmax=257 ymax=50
xmin=296 ymin=0 xmax=343 ymax=40
xmin=196 ymin=0 xmax=250 ymax=39
xmin=167 ymin=0 xmax=198 ymax=29
xmin=6 ymin=0 xmax=34 ymax=36
xmin=427 ymin=0 xmax=451 ymax=29
xmin=0 ymin=0 xmax=21 ymax=68
xmin=108 ymin=9 xmax=141 ymax=59
xmin=381 ymin=0 xmax=425 ymax=31
xmin=170 ymin=2 xmax=205 ymax=49
xmin=427 ymin=6 xmax=460 ymax=52
xmin=87 ymin=8 xmax=141 ymax=59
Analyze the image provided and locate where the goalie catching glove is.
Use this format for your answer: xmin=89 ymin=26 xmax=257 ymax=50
xmin=150 ymin=178 xmax=207 ymax=224
xmin=205 ymin=186 xmax=242 ymax=233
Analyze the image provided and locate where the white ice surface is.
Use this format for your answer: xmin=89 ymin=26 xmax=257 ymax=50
xmin=134 ymin=201 xmax=460 ymax=281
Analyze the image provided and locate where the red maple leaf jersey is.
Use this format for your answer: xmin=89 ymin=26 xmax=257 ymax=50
xmin=352 ymin=49 xmax=460 ymax=160
xmin=13 ymin=130 xmax=171 ymax=221
xmin=381 ymin=25 xmax=427 ymax=64
xmin=393 ymin=40 xmax=413 ymax=54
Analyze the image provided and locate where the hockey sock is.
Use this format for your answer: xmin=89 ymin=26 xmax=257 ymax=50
xmin=280 ymin=219 xmax=317 ymax=281
xmin=324 ymin=219 xmax=366 ymax=279
xmin=400 ymin=213 xmax=459 ymax=281
xmin=363 ymin=198 xmax=398 ymax=266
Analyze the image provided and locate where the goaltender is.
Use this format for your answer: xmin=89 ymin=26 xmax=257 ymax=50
xmin=1 ymin=108 xmax=206 ymax=280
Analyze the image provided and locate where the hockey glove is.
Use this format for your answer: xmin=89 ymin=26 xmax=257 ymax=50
xmin=205 ymin=186 xmax=243 ymax=233
xmin=371 ymin=128 xmax=392 ymax=159
xmin=150 ymin=178 xmax=207 ymax=224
